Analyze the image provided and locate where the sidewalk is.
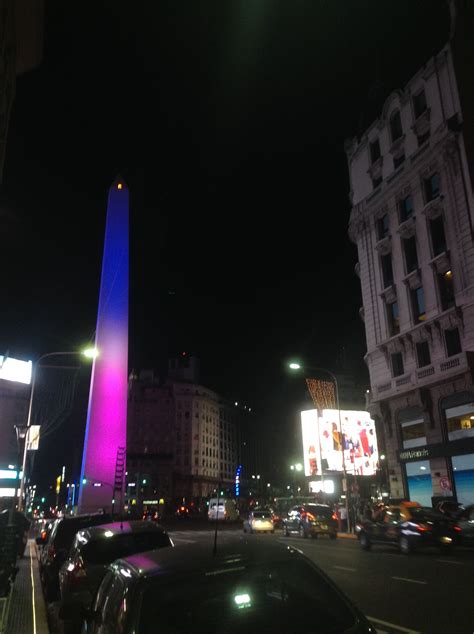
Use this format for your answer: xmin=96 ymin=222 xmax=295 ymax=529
xmin=337 ymin=531 xmax=357 ymax=539
xmin=7 ymin=540 xmax=49 ymax=634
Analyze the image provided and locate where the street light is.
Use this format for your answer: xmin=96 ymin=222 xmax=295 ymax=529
xmin=288 ymin=361 xmax=351 ymax=532
xmin=17 ymin=348 xmax=97 ymax=511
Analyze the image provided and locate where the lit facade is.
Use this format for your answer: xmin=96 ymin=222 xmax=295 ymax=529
xmin=347 ymin=31 xmax=474 ymax=506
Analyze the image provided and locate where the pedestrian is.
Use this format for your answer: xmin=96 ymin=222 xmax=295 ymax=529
xmin=339 ymin=504 xmax=348 ymax=532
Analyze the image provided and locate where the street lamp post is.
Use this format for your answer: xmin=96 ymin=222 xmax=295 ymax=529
xmin=289 ymin=362 xmax=351 ymax=532
xmin=17 ymin=348 xmax=98 ymax=512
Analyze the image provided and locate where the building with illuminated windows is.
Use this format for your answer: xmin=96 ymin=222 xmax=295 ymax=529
xmin=347 ymin=4 xmax=474 ymax=507
xmin=126 ymin=357 xmax=238 ymax=511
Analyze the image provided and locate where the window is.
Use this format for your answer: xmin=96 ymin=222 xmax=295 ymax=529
xmin=390 ymin=110 xmax=403 ymax=141
xmin=400 ymin=418 xmax=426 ymax=449
xmin=430 ymin=216 xmax=446 ymax=256
xmin=438 ymin=270 xmax=455 ymax=310
xmin=399 ymin=196 xmax=413 ymax=222
xmin=403 ymin=236 xmax=418 ymax=273
xmin=386 ymin=301 xmax=400 ymax=336
xmin=417 ymin=130 xmax=430 ymax=146
xmin=411 ymin=287 xmax=426 ymax=323
xmin=416 ymin=341 xmax=431 ymax=368
xmin=391 ymin=352 xmax=404 ymax=377
xmin=413 ymin=89 xmax=427 ymax=119
xmin=445 ymin=405 xmax=474 ymax=442
xmin=370 ymin=139 xmax=381 ymax=163
xmin=372 ymin=175 xmax=382 ymax=190
xmin=424 ymin=173 xmax=440 ymax=202
xmin=381 ymin=254 xmax=394 ymax=288
xmin=393 ymin=153 xmax=405 ymax=169
xmin=377 ymin=214 xmax=390 ymax=240
xmin=445 ymin=327 xmax=461 ymax=357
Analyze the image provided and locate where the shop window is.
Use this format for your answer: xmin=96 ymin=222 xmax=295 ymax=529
xmin=438 ymin=270 xmax=454 ymax=310
xmin=424 ymin=173 xmax=440 ymax=202
xmin=405 ymin=460 xmax=432 ymax=507
xmin=381 ymin=254 xmax=394 ymax=288
xmin=444 ymin=327 xmax=461 ymax=357
xmin=391 ymin=352 xmax=404 ymax=377
xmin=403 ymin=236 xmax=418 ymax=273
xmin=413 ymin=89 xmax=427 ymax=119
xmin=411 ymin=287 xmax=426 ymax=323
xmin=399 ymin=196 xmax=413 ymax=223
xmin=400 ymin=418 xmax=426 ymax=449
xmin=452 ymin=453 xmax=474 ymax=506
xmin=370 ymin=139 xmax=381 ymax=163
xmin=445 ymin=404 xmax=474 ymax=442
xmin=390 ymin=110 xmax=403 ymax=142
xmin=416 ymin=340 xmax=431 ymax=368
xmin=430 ymin=216 xmax=447 ymax=256
xmin=386 ymin=301 xmax=400 ymax=337
xmin=377 ymin=214 xmax=390 ymax=240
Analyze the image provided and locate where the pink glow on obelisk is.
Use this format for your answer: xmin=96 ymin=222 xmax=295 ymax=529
xmin=78 ymin=178 xmax=129 ymax=513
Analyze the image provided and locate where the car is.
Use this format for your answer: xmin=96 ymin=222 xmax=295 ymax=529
xmin=283 ymin=504 xmax=338 ymax=539
xmin=58 ymin=520 xmax=173 ymax=633
xmin=243 ymin=510 xmax=275 ymax=534
xmin=39 ymin=512 xmax=112 ymax=602
xmin=208 ymin=498 xmax=239 ymax=521
xmin=453 ymin=504 xmax=474 ymax=546
xmin=358 ymin=502 xmax=456 ymax=554
xmin=435 ymin=499 xmax=464 ymax=518
xmin=142 ymin=509 xmax=160 ymax=522
xmin=72 ymin=539 xmax=375 ymax=633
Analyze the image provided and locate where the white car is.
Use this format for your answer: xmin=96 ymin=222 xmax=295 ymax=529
xmin=243 ymin=510 xmax=275 ymax=534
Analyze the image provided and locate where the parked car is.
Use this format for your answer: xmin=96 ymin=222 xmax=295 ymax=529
xmin=71 ymin=540 xmax=375 ymax=633
xmin=283 ymin=504 xmax=338 ymax=539
xmin=454 ymin=504 xmax=474 ymax=546
xmin=59 ymin=521 xmax=173 ymax=633
xmin=358 ymin=502 xmax=456 ymax=554
xmin=39 ymin=513 xmax=112 ymax=602
xmin=243 ymin=510 xmax=275 ymax=534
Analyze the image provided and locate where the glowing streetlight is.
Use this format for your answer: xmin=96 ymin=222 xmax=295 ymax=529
xmin=83 ymin=347 xmax=99 ymax=359
xmin=289 ymin=362 xmax=301 ymax=370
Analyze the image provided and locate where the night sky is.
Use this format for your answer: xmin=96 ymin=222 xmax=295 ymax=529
xmin=0 ymin=2 xmax=449 ymax=485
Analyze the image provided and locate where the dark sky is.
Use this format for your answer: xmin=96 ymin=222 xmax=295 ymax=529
xmin=0 ymin=2 xmax=449 ymax=483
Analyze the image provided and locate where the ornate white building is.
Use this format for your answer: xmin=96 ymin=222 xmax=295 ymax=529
xmin=347 ymin=13 xmax=474 ymax=507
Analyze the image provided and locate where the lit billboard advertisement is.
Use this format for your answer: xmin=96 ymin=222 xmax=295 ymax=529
xmin=0 ymin=355 xmax=32 ymax=385
xmin=301 ymin=409 xmax=379 ymax=477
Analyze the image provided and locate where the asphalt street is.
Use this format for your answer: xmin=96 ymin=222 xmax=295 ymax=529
xmin=168 ymin=527 xmax=474 ymax=634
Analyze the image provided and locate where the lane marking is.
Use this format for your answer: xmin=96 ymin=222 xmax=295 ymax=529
xmin=332 ymin=565 xmax=356 ymax=572
xmin=170 ymin=538 xmax=196 ymax=544
xmin=391 ymin=576 xmax=427 ymax=585
xmin=436 ymin=558 xmax=464 ymax=565
xmin=367 ymin=615 xmax=421 ymax=634
xmin=30 ymin=541 xmax=37 ymax=634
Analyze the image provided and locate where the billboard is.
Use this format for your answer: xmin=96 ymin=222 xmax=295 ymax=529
xmin=301 ymin=409 xmax=379 ymax=477
xmin=0 ymin=355 xmax=32 ymax=385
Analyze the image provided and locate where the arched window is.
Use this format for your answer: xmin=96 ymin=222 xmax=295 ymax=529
xmin=390 ymin=110 xmax=403 ymax=142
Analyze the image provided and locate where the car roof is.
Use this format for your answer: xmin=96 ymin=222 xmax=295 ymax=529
xmin=77 ymin=521 xmax=166 ymax=542
xmin=115 ymin=539 xmax=304 ymax=580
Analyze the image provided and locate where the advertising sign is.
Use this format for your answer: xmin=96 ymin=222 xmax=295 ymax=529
xmin=301 ymin=409 xmax=379 ymax=477
xmin=26 ymin=425 xmax=41 ymax=451
xmin=0 ymin=355 xmax=32 ymax=385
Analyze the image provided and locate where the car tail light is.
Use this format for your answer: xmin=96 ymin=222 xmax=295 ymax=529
xmin=331 ymin=512 xmax=338 ymax=521
xmin=306 ymin=513 xmax=316 ymax=521
xmin=68 ymin=557 xmax=87 ymax=588
xmin=40 ymin=529 xmax=47 ymax=541
xmin=414 ymin=523 xmax=431 ymax=532
xmin=454 ymin=525 xmax=461 ymax=532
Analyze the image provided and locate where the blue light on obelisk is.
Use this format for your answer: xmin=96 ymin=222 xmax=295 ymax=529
xmin=78 ymin=178 xmax=129 ymax=513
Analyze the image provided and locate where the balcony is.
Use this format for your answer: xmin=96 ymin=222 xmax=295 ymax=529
xmin=372 ymin=351 xmax=474 ymax=402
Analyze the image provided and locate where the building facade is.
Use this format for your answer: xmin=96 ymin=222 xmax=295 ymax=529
xmin=347 ymin=34 xmax=474 ymax=506
xmin=127 ymin=358 xmax=238 ymax=510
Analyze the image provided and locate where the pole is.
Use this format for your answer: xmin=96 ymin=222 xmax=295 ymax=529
xmin=18 ymin=362 xmax=37 ymax=512
xmin=213 ymin=484 xmax=220 ymax=556
xmin=333 ymin=376 xmax=351 ymax=533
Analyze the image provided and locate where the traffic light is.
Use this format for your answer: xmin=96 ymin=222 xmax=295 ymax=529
xmin=41 ymin=497 xmax=45 ymax=503
xmin=82 ymin=478 xmax=87 ymax=485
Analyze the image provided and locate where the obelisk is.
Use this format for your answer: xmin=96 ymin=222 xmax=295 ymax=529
xmin=78 ymin=178 xmax=129 ymax=513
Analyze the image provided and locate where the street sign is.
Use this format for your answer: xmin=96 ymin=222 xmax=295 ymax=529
xmin=439 ymin=477 xmax=451 ymax=491
xmin=26 ymin=425 xmax=41 ymax=451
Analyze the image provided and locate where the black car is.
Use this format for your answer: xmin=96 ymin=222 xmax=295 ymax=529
xmin=39 ymin=513 xmax=112 ymax=602
xmin=454 ymin=504 xmax=474 ymax=546
xmin=358 ymin=502 xmax=456 ymax=554
xmin=59 ymin=521 xmax=173 ymax=633
xmin=74 ymin=540 xmax=375 ymax=633
xmin=283 ymin=504 xmax=338 ymax=539
xmin=435 ymin=500 xmax=464 ymax=519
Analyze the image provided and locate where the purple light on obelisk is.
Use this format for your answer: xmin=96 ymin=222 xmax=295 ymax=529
xmin=78 ymin=178 xmax=128 ymax=513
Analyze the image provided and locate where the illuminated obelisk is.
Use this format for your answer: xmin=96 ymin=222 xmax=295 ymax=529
xmin=78 ymin=178 xmax=129 ymax=513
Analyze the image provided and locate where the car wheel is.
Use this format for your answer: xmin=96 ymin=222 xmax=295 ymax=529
xmin=283 ymin=526 xmax=289 ymax=537
xmin=299 ymin=525 xmax=307 ymax=539
xmin=399 ymin=535 xmax=412 ymax=555
xmin=360 ymin=532 xmax=371 ymax=551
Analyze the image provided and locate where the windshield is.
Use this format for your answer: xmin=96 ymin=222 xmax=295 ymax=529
xmin=252 ymin=512 xmax=272 ymax=519
xmin=306 ymin=506 xmax=332 ymax=518
xmin=81 ymin=531 xmax=170 ymax=565
xmin=138 ymin=558 xmax=355 ymax=633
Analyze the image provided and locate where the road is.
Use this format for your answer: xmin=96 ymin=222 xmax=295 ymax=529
xmin=168 ymin=526 xmax=474 ymax=634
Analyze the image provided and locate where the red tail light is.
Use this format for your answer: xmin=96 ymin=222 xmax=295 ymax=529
xmin=454 ymin=525 xmax=462 ymax=532
xmin=180 ymin=506 xmax=185 ymax=511
xmin=68 ymin=556 xmax=87 ymax=588
xmin=331 ymin=513 xmax=338 ymax=521
xmin=414 ymin=523 xmax=431 ymax=532
xmin=40 ymin=530 xmax=47 ymax=540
